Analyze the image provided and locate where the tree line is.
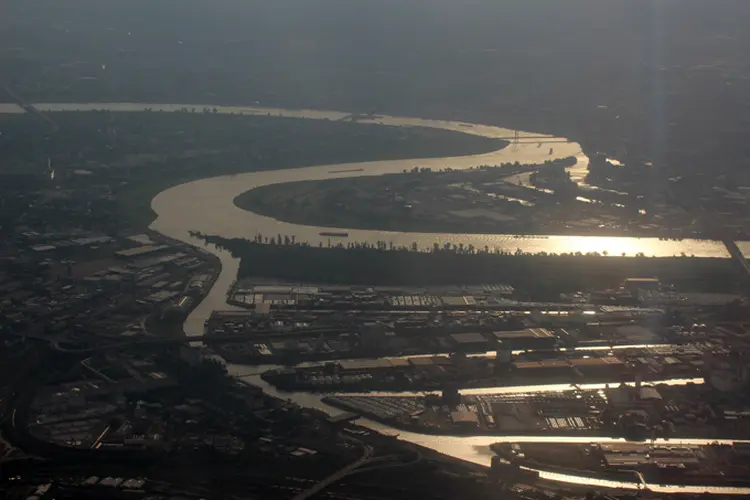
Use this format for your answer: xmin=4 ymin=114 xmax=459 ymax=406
xmin=194 ymin=233 xmax=741 ymax=298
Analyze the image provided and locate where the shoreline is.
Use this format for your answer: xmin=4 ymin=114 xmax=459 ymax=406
xmin=491 ymin=443 xmax=750 ymax=490
xmin=259 ymin=367 xmax=703 ymax=394
xmin=2 ymin=102 xmax=743 ymax=257
xmin=321 ymin=396 xmax=750 ymax=442
xmin=231 ymin=162 xmax=712 ymax=241
xmin=202 ymin=236 xmax=741 ymax=294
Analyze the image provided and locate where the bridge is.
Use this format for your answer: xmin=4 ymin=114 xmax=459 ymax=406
xmin=674 ymin=187 xmax=750 ymax=279
xmin=291 ymin=438 xmax=373 ymax=500
xmin=3 ymin=86 xmax=59 ymax=132
xmin=289 ymin=435 xmax=421 ymax=500
xmin=723 ymin=239 xmax=750 ymax=277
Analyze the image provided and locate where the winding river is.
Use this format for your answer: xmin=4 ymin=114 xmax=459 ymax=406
xmin=31 ymin=102 xmax=737 ymax=259
xmin=5 ymin=102 xmax=749 ymax=493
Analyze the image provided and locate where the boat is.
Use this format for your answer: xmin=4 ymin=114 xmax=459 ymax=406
xmin=319 ymin=231 xmax=349 ymax=238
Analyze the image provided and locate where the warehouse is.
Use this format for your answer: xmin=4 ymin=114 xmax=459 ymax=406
xmin=514 ymin=360 xmax=572 ymax=378
xmin=115 ymin=244 xmax=170 ymax=259
xmin=450 ymin=410 xmax=479 ymax=427
xmin=449 ymin=332 xmax=490 ymax=352
xmin=570 ymin=356 xmax=625 ymax=377
xmin=492 ymin=328 xmax=557 ymax=350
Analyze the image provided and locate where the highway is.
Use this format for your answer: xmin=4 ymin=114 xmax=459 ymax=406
xmin=292 ymin=438 xmax=373 ymax=500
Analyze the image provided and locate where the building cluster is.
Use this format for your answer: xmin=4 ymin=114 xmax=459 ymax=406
xmin=211 ymin=279 xmax=712 ymax=365
xmin=229 ymin=282 xmax=515 ymax=310
xmin=498 ymin=440 xmax=750 ymax=489
xmin=565 ymin=277 xmax=741 ymax=309
xmin=277 ymin=341 xmax=729 ymax=394
xmin=23 ymin=351 xmax=286 ymax=459
xmin=325 ymin=371 xmax=750 ymax=442
xmin=0 ymin=228 xmax=217 ymax=355
xmin=283 ymin=155 xmax=736 ymax=239
xmin=324 ymin=389 xmax=605 ymax=435
xmin=26 ymin=352 xmax=177 ymax=450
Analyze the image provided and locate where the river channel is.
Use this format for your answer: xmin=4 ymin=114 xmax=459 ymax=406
xmin=5 ymin=102 xmax=750 ymax=493
xmin=235 ymin=365 xmax=748 ymax=495
xmin=30 ymin=102 xmax=741 ymax=258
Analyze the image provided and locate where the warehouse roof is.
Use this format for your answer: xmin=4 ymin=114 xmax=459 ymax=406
xmin=115 ymin=244 xmax=169 ymax=258
xmin=450 ymin=411 xmax=479 ymax=425
xmin=570 ymin=357 xmax=624 ymax=366
xmin=514 ymin=360 xmax=570 ymax=369
xmin=450 ymin=332 xmax=488 ymax=344
xmin=387 ymin=358 xmax=410 ymax=367
xmin=338 ymin=359 xmax=391 ymax=371
xmin=493 ymin=328 xmax=554 ymax=340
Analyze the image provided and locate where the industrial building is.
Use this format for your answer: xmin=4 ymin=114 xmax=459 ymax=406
xmin=492 ymin=328 xmax=556 ymax=350
xmin=450 ymin=410 xmax=480 ymax=427
xmin=450 ymin=332 xmax=490 ymax=352
xmin=623 ymin=277 xmax=660 ymax=294
xmin=115 ymin=244 xmax=170 ymax=259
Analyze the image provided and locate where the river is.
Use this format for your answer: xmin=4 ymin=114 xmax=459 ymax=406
xmin=4 ymin=102 xmax=749 ymax=493
xmin=0 ymin=103 xmax=24 ymax=114
xmin=28 ymin=102 xmax=735 ymax=258
xmin=232 ymin=367 xmax=749 ymax=495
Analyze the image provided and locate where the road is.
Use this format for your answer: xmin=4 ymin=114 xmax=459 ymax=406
xmin=620 ymin=469 xmax=648 ymax=490
xmin=292 ymin=438 xmax=374 ymax=500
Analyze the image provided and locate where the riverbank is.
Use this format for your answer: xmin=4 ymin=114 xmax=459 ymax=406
xmin=319 ymin=383 xmax=750 ymax=443
xmin=232 ymin=156 xmax=652 ymax=238
xmin=492 ymin=442 xmax=750 ymax=489
xmin=8 ymin=102 xmax=737 ymax=258
xmin=0 ymin=107 xmax=505 ymax=230
xmin=233 ymin=155 xmax=702 ymax=240
xmin=201 ymin=235 xmax=741 ymax=297
xmin=259 ymin=354 xmax=702 ymax=394
xmin=322 ymin=396 xmax=615 ymax=439
xmin=243 ymin=371 xmax=750 ymax=495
